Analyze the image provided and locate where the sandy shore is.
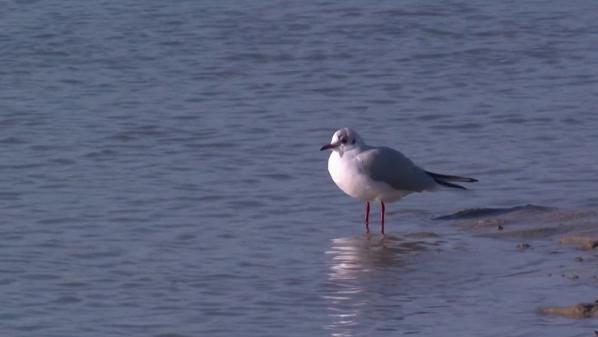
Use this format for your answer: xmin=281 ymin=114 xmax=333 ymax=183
xmin=436 ymin=205 xmax=598 ymax=319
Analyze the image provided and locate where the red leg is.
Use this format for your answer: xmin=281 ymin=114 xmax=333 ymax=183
xmin=364 ymin=201 xmax=370 ymax=233
xmin=380 ymin=201 xmax=385 ymax=235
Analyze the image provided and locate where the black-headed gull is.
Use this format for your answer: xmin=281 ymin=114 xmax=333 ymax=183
xmin=320 ymin=128 xmax=477 ymax=234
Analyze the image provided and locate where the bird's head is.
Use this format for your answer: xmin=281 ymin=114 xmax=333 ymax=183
xmin=320 ymin=128 xmax=364 ymax=155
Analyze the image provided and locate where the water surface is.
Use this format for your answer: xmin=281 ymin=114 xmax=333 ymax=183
xmin=1 ymin=1 xmax=598 ymax=336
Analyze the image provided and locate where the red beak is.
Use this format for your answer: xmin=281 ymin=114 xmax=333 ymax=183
xmin=320 ymin=143 xmax=338 ymax=151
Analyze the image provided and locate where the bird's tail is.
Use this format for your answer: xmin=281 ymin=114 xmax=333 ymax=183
xmin=426 ymin=171 xmax=478 ymax=190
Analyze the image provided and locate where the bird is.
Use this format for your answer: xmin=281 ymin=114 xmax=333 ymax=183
xmin=320 ymin=128 xmax=477 ymax=234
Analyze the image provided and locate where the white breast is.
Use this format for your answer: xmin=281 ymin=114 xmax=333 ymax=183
xmin=327 ymin=151 xmax=410 ymax=202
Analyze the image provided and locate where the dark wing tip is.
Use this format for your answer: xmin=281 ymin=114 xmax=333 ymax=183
xmin=426 ymin=171 xmax=478 ymax=183
xmin=426 ymin=171 xmax=477 ymax=189
xmin=435 ymin=179 xmax=467 ymax=190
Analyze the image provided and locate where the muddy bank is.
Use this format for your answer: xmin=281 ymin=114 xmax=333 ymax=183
xmin=538 ymin=301 xmax=598 ymax=319
xmin=559 ymin=235 xmax=598 ymax=250
xmin=436 ymin=205 xmax=598 ymax=320
xmin=436 ymin=204 xmax=598 ymax=247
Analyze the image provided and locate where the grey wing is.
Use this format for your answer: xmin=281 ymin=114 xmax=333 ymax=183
xmin=357 ymin=147 xmax=437 ymax=192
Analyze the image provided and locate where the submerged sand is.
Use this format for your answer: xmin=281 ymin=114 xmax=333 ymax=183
xmin=436 ymin=205 xmax=598 ymax=320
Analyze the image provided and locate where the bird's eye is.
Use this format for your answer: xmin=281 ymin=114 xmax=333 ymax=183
xmin=340 ymin=137 xmax=347 ymax=144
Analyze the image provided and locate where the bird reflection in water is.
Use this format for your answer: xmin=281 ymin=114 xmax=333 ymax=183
xmin=323 ymin=232 xmax=440 ymax=337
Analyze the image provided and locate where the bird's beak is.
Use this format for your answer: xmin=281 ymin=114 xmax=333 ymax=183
xmin=320 ymin=142 xmax=339 ymax=151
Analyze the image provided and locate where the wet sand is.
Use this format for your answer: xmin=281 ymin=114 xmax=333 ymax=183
xmin=437 ymin=205 xmax=598 ymax=320
xmin=538 ymin=302 xmax=598 ymax=319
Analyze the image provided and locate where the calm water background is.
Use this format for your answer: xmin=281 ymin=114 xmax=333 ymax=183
xmin=1 ymin=1 xmax=598 ymax=336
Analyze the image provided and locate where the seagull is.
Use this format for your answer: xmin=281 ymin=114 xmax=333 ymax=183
xmin=320 ymin=128 xmax=477 ymax=234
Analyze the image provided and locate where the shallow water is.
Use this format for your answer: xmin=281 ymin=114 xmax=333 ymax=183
xmin=2 ymin=1 xmax=598 ymax=336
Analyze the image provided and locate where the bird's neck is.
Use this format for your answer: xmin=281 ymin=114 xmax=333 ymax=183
xmin=337 ymin=145 xmax=363 ymax=158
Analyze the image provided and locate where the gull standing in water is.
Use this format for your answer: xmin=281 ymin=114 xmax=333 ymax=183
xmin=320 ymin=128 xmax=477 ymax=234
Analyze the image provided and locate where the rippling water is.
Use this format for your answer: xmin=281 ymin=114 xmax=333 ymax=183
xmin=2 ymin=1 xmax=598 ymax=336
